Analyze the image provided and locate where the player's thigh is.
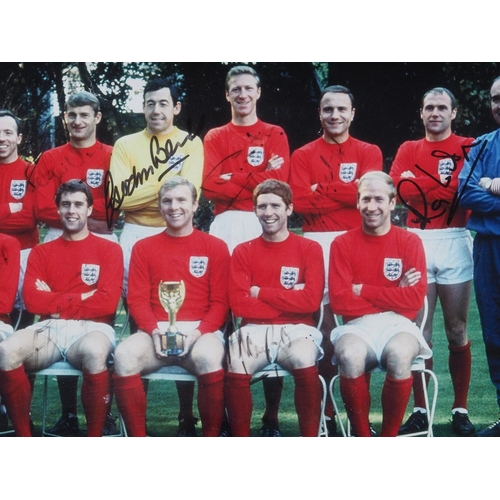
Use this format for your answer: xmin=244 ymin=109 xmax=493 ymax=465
xmin=226 ymin=327 xmax=272 ymax=375
xmin=421 ymin=282 xmax=438 ymax=342
xmin=381 ymin=332 xmax=420 ymax=379
xmin=438 ymin=281 xmax=471 ymax=344
xmin=182 ymin=333 xmax=225 ymax=375
xmin=276 ymin=336 xmax=320 ymax=371
xmin=0 ymin=328 xmax=61 ymax=371
xmin=66 ymin=330 xmax=113 ymax=372
xmin=333 ymin=333 xmax=377 ymax=377
xmin=113 ymin=331 xmax=164 ymax=376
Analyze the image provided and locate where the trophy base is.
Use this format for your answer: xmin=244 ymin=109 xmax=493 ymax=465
xmin=160 ymin=332 xmax=184 ymax=356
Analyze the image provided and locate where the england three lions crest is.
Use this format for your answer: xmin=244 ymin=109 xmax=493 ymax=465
xmin=190 ymin=257 xmax=208 ymax=278
xmin=438 ymin=158 xmax=455 ymax=176
xmin=87 ymin=169 xmax=104 ymax=188
xmin=339 ymin=163 xmax=357 ymax=183
xmin=81 ymin=264 xmax=100 ymax=285
xmin=384 ymin=258 xmax=402 ymax=281
xmin=281 ymin=266 xmax=299 ymax=289
xmin=247 ymin=146 xmax=264 ymax=167
xmin=10 ymin=180 xmax=26 ymax=199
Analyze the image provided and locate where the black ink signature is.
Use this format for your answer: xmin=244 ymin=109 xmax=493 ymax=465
xmin=397 ymin=140 xmax=488 ymax=229
xmin=105 ymin=133 xmax=197 ymax=228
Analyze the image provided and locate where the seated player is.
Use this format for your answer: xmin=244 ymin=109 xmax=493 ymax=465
xmin=0 ymin=180 xmax=123 ymax=437
xmin=329 ymin=171 xmax=431 ymax=437
xmin=0 ymin=233 xmax=21 ymax=431
xmin=225 ymin=179 xmax=324 ymax=437
xmin=113 ymin=176 xmax=229 ymax=437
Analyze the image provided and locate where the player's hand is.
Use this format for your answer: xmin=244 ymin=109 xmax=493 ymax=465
xmin=401 ymin=171 xmax=416 ymax=179
xmin=177 ymin=329 xmax=202 ymax=358
xmin=220 ymin=173 xmax=233 ymax=181
xmin=87 ymin=217 xmax=114 ymax=235
xmin=293 ymin=283 xmax=305 ymax=290
xmin=35 ymin=279 xmax=51 ymax=292
xmin=352 ymin=284 xmax=362 ymax=296
xmin=250 ymin=286 xmax=260 ymax=298
xmin=9 ymin=202 xmax=22 ymax=213
xmin=81 ymin=289 xmax=97 ymax=300
xmin=399 ymin=268 xmax=421 ymax=287
xmin=266 ymin=155 xmax=284 ymax=171
xmin=479 ymin=177 xmax=493 ymax=191
xmin=152 ymin=328 xmax=169 ymax=359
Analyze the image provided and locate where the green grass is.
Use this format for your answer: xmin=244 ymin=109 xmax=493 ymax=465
xmin=13 ymin=286 xmax=497 ymax=438
xmin=2 ymin=226 xmax=497 ymax=437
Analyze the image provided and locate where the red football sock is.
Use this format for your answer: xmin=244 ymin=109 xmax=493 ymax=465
xmin=339 ymin=374 xmax=371 ymax=437
xmin=413 ymin=341 xmax=433 ymax=409
xmin=81 ymin=370 xmax=110 ymax=437
xmin=261 ymin=376 xmax=283 ymax=425
xmin=197 ymin=369 xmax=225 ymax=437
xmin=381 ymin=375 xmax=413 ymax=437
xmin=225 ymin=372 xmax=252 ymax=437
xmin=449 ymin=341 xmax=471 ymax=410
xmin=113 ymin=373 xmax=146 ymax=437
xmin=292 ymin=366 xmax=322 ymax=437
xmin=0 ymin=366 xmax=32 ymax=436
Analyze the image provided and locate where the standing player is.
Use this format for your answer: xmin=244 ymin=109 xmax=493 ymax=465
xmin=289 ymin=85 xmax=383 ymax=434
xmin=329 ymin=171 xmax=431 ymax=437
xmin=202 ymin=65 xmax=290 ymax=436
xmin=33 ymin=91 xmax=116 ymax=437
xmin=108 ymin=78 xmax=204 ymax=436
xmin=459 ymin=76 xmax=500 ymax=436
xmin=0 ymin=232 xmax=20 ymax=431
xmin=390 ymin=87 xmax=475 ymax=436
xmin=113 ymin=176 xmax=229 ymax=437
xmin=0 ymin=180 xmax=123 ymax=437
xmin=225 ymin=180 xmax=324 ymax=437
xmin=0 ymin=110 xmax=38 ymax=329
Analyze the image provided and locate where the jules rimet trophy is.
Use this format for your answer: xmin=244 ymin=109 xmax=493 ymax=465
xmin=158 ymin=280 xmax=186 ymax=355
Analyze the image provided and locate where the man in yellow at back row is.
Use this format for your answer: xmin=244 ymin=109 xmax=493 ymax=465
xmin=107 ymin=77 xmax=204 ymax=437
xmin=108 ymin=77 xmax=204 ymax=298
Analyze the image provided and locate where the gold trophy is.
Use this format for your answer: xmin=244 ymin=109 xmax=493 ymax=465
xmin=158 ymin=280 xmax=186 ymax=355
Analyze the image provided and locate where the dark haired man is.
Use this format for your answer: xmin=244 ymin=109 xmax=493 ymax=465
xmin=0 ymin=110 xmax=38 ymax=328
xmin=108 ymin=77 xmax=203 ymax=436
xmin=289 ymin=85 xmax=383 ymax=434
xmin=0 ymin=179 xmax=123 ymax=437
xmin=390 ymin=87 xmax=475 ymax=436
xmin=33 ymin=91 xmax=117 ymax=436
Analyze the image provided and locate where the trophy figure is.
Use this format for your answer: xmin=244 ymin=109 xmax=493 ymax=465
xmin=158 ymin=280 xmax=186 ymax=355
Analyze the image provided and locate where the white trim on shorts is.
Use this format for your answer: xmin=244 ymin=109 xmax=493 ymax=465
xmin=408 ymin=227 xmax=473 ymax=285
xmin=330 ymin=311 xmax=432 ymax=365
xmin=120 ymin=222 xmax=166 ymax=296
xmin=303 ymin=231 xmax=345 ymax=304
xmin=26 ymin=319 xmax=115 ymax=361
xmin=209 ymin=210 xmax=262 ymax=255
xmin=228 ymin=323 xmax=324 ymax=364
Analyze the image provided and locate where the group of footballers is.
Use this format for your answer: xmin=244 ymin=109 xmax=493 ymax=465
xmin=0 ymin=65 xmax=500 ymax=437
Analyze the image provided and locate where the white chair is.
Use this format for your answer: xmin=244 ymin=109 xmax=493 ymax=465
xmin=119 ymin=363 xmax=328 ymax=437
xmin=33 ymin=360 xmax=124 ymax=437
xmin=329 ymin=297 xmax=438 ymax=437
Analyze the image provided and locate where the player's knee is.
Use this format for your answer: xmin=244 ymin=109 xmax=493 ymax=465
xmin=113 ymin=341 xmax=141 ymax=376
